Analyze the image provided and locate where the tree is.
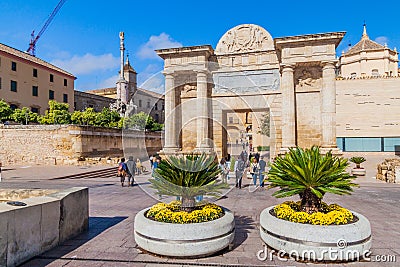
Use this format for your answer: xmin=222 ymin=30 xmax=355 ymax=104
xmin=149 ymin=154 xmax=229 ymax=212
xmin=95 ymin=107 xmax=121 ymax=128
xmin=38 ymin=100 xmax=71 ymax=124
xmin=12 ymin=107 xmax=38 ymax=124
xmin=125 ymin=112 xmax=154 ymax=130
xmin=71 ymin=111 xmax=84 ymax=125
xmin=259 ymin=112 xmax=270 ymax=137
xmin=267 ymin=146 xmax=358 ymax=214
xmin=0 ymin=100 xmax=12 ymax=122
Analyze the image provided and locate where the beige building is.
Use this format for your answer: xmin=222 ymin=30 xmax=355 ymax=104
xmin=0 ymin=43 xmax=76 ymax=114
xmin=156 ymin=24 xmax=400 ymax=159
xmin=87 ymin=59 xmax=165 ymax=123
xmin=338 ymin=25 xmax=398 ymax=78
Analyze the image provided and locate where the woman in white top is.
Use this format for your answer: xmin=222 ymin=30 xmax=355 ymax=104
xmin=250 ymin=157 xmax=260 ymax=186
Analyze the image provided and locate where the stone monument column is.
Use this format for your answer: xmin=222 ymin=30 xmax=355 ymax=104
xmin=163 ymin=71 xmax=179 ymax=152
xmin=321 ymin=61 xmax=337 ymax=149
xmin=196 ymin=70 xmax=211 ymax=151
xmin=280 ymin=64 xmax=296 ymax=152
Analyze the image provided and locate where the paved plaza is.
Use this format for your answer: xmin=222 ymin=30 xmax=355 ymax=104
xmin=1 ymin=154 xmax=399 ymax=267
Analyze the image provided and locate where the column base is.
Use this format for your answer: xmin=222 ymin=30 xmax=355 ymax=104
xmin=194 ymin=146 xmax=214 ymax=154
xmin=278 ymin=146 xmax=294 ymax=155
xmin=320 ymin=147 xmax=343 ymax=156
xmin=160 ymin=147 xmax=180 ymax=155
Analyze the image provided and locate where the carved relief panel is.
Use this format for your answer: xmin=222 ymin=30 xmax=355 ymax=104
xmin=294 ymin=66 xmax=322 ymax=92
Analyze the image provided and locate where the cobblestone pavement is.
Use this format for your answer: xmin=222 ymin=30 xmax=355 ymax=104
xmin=1 ymin=156 xmax=399 ymax=267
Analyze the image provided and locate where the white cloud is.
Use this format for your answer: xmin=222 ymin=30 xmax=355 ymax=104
xmin=375 ymin=36 xmax=389 ymax=46
xmin=137 ymin=33 xmax=182 ymax=60
xmin=140 ymin=72 xmax=165 ymax=95
xmin=98 ymin=74 xmax=119 ymax=89
xmin=51 ymin=53 xmax=119 ymax=75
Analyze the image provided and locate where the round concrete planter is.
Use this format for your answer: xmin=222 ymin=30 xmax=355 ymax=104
xmin=260 ymin=206 xmax=371 ymax=261
xmin=134 ymin=207 xmax=235 ymax=257
xmin=351 ymin=168 xmax=366 ymax=176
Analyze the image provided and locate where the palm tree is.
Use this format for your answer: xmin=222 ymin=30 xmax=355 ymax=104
xmin=349 ymin=157 xmax=366 ymax=169
xmin=267 ymin=146 xmax=358 ymax=214
xmin=149 ymin=153 xmax=229 ymax=212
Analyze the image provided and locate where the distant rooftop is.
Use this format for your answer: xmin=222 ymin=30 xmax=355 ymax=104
xmin=0 ymin=42 xmax=76 ymax=78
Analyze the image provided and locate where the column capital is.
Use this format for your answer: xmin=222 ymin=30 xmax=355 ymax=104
xmin=280 ymin=63 xmax=295 ymax=72
xmin=194 ymin=69 xmax=210 ymax=77
xmin=162 ymin=70 xmax=175 ymax=77
xmin=321 ymin=60 xmax=337 ymax=70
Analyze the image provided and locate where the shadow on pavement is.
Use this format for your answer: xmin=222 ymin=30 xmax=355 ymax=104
xmin=232 ymin=215 xmax=255 ymax=249
xmin=21 ymin=216 xmax=128 ymax=267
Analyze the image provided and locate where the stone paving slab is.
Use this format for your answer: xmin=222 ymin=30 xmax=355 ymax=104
xmin=2 ymin=155 xmax=400 ymax=267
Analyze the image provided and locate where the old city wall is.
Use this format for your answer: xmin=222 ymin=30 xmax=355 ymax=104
xmin=0 ymin=125 xmax=163 ymax=165
xmin=336 ymin=77 xmax=400 ymax=137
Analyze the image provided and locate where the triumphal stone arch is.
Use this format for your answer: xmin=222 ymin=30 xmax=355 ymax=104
xmin=156 ymin=24 xmax=345 ymax=159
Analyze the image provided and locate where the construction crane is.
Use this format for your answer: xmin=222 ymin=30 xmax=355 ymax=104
xmin=27 ymin=0 xmax=67 ymax=56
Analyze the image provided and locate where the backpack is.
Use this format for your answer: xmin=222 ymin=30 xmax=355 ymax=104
xmin=237 ymin=160 xmax=245 ymax=172
xmin=117 ymin=163 xmax=126 ymax=177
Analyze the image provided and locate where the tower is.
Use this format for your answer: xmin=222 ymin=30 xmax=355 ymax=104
xmin=116 ymin=32 xmax=129 ymax=106
xmin=123 ymin=54 xmax=137 ymax=101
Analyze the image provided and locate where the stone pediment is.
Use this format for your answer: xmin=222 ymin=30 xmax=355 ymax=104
xmin=216 ymin=24 xmax=275 ymax=55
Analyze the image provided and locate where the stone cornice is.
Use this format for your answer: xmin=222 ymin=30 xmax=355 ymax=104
xmin=275 ymin=32 xmax=346 ymax=48
xmin=156 ymin=45 xmax=214 ymax=59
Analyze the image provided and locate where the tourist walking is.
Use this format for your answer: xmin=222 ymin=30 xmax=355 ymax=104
xmin=225 ymin=154 xmax=231 ymax=180
xmin=258 ymin=156 xmax=267 ymax=187
xmin=234 ymin=154 xmax=245 ymax=189
xmin=126 ymin=156 xmax=136 ymax=186
xmin=250 ymin=157 xmax=260 ymax=186
xmin=149 ymin=155 xmax=154 ymax=170
xmin=136 ymin=158 xmax=142 ymax=175
xmin=117 ymin=158 xmax=128 ymax=187
xmin=219 ymin=158 xmax=229 ymax=183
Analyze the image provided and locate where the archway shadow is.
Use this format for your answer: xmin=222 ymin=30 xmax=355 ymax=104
xmin=22 ymin=216 xmax=128 ymax=267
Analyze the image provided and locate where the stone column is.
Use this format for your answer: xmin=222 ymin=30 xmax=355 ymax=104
xmin=163 ymin=71 xmax=179 ymax=152
xmin=321 ymin=61 xmax=337 ymax=149
xmin=280 ymin=64 xmax=296 ymax=152
xmin=196 ymin=70 xmax=211 ymax=151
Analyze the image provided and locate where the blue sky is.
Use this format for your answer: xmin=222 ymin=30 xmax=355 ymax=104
xmin=1 ymin=0 xmax=399 ymax=94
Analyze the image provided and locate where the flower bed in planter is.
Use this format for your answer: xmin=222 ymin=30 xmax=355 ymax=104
xmin=134 ymin=202 xmax=235 ymax=257
xmin=260 ymin=205 xmax=371 ymax=261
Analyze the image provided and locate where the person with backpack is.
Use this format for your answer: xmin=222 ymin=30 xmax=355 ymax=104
xmin=258 ymin=156 xmax=267 ymax=187
xmin=126 ymin=156 xmax=136 ymax=186
xmin=117 ymin=158 xmax=128 ymax=187
xmin=250 ymin=157 xmax=260 ymax=186
xmin=234 ymin=154 xmax=245 ymax=189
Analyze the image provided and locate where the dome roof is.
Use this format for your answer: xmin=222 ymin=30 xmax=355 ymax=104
xmin=343 ymin=24 xmax=387 ymax=56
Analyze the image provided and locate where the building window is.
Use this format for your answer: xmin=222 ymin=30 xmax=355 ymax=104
xmin=31 ymin=107 xmax=39 ymax=114
xmin=64 ymin=79 xmax=67 ymax=86
xmin=162 ymin=103 xmax=164 ymax=110
xmin=155 ymin=103 xmax=158 ymax=110
xmin=33 ymin=68 xmax=38 ymax=77
xmin=11 ymin=61 xmax=17 ymax=71
xmin=336 ymin=137 xmax=400 ymax=152
xmin=50 ymin=74 xmax=54 ymax=82
xmin=350 ymin=72 xmax=357 ymax=78
xmin=139 ymin=100 xmax=142 ymax=107
xmin=0 ymin=77 xmax=2 ymax=89
xmin=63 ymin=94 xmax=68 ymax=103
xmin=49 ymin=90 xmax=54 ymax=100
xmin=229 ymin=117 xmax=233 ymax=123
xmin=147 ymin=101 xmax=150 ymax=108
xmin=32 ymin=86 xmax=38 ymax=96
xmin=10 ymin=104 xmax=18 ymax=110
xmin=10 ymin=80 xmax=17 ymax=92
xmin=155 ymin=114 xmax=159 ymax=123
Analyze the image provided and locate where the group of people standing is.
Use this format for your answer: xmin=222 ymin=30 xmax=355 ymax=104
xmin=117 ymin=157 xmax=148 ymax=187
xmin=233 ymin=151 xmax=267 ymax=189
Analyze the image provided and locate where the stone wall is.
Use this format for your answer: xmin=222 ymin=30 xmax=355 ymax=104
xmin=0 ymin=125 xmax=163 ymax=165
xmin=336 ymin=77 xmax=400 ymax=137
xmin=0 ymin=187 xmax=88 ymax=267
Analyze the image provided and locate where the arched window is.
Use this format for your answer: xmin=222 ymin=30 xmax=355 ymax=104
xmin=371 ymin=69 xmax=379 ymax=77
